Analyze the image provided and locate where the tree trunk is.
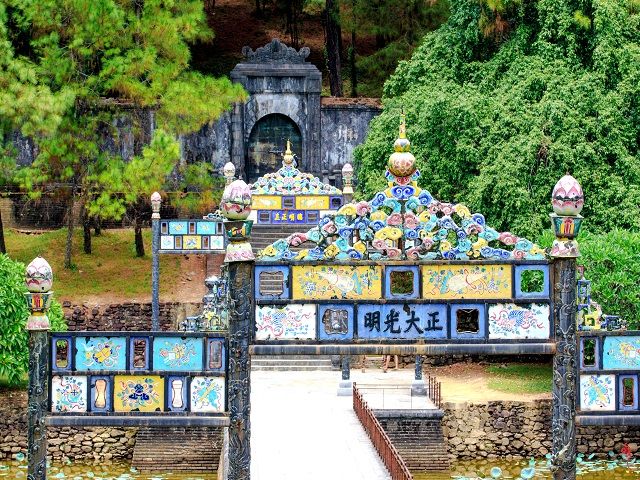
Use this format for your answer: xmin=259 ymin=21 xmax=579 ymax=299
xmin=94 ymin=216 xmax=102 ymax=236
xmin=64 ymin=196 xmax=75 ymax=269
xmin=134 ymin=214 xmax=145 ymax=257
xmin=82 ymin=208 xmax=92 ymax=254
xmin=0 ymin=209 xmax=6 ymax=255
xmin=350 ymin=27 xmax=357 ymax=97
xmin=325 ymin=0 xmax=343 ymax=97
xmin=255 ymin=0 xmax=261 ymax=15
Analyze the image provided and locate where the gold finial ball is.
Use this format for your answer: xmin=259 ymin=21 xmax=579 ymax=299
xmin=25 ymin=256 xmax=53 ymax=293
xmin=283 ymin=140 xmax=295 ymax=166
xmin=388 ymin=151 xmax=416 ymax=178
xmin=552 ymin=174 xmax=584 ymax=216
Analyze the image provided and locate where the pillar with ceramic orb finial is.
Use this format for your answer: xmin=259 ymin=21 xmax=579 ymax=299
xmin=341 ymin=162 xmax=354 ymax=204
xmin=150 ymin=191 xmax=162 ymax=331
xmin=25 ymin=256 xmax=54 ymax=480
xmin=220 ymin=178 xmax=254 ymax=480
xmin=549 ymin=174 xmax=584 ymax=480
xmin=223 ymin=162 xmax=236 ymax=186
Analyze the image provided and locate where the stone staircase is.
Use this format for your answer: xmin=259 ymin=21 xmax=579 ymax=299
xmin=251 ymin=355 xmax=334 ymax=371
xmin=376 ymin=412 xmax=450 ymax=472
xmin=132 ymin=426 xmax=223 ymax=472
xmin=251 ymin=224 xmax=309 ymax=251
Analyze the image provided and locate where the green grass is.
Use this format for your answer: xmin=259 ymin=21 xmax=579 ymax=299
xmin=4 ymin=228 xmax=185 ymax=301
xmin=486 ymin=363 xmax=552 ymax=395
xmin=0 ymin=374 xmax=27 ymax=390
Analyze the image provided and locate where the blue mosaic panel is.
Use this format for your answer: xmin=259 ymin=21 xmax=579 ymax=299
xmin=152 ymin=337 xmax=204 ymax=371
xmin=206 ymin=338 xmax=226 ymax=372
xmin=196 ymin=221 xmax=219 ymax=235
xmin=167 ymin=376 xmax=189 ymax=412
xmin=384 ymin=266 xmax=420 ymax=300
xmin=89 ymin=376 xmax=112 ymax=413
xmin=619 ymin=375 xmax=638 ymax=411
xmin=450 ymin=304 xmax=486 ymax=339
xmin=603 ymin=336 xmax=640 ymax=370
xmin=168 ymin=221 xmax=188 ymax=235
xmin=75 ymin=337 xmax=127 ymax=371
xmin=514 ymin=264 xmax=550 ymax=299
xmin=129 ymin=337 xmax=150 ymax=371
xmin=255 ymin=265 xmax=291 ymax=300
xmin=51 ymin=336 xmax=73 ymax=371
xmin=318 ymin=305 xmax=355 ymax=340
xmin=580 ymin=337 xmax=600 ymax=371
xmin=357 ymin=304 xmax=447 ymax=340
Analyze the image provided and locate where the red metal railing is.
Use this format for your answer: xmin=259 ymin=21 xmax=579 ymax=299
xmin=426 ymin=374 xmax=442 ymax=409
xmin=352 ymin=383 xmax=413 ymax=480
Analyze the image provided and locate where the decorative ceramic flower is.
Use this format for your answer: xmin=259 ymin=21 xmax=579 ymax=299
xmin=221 ymin=180 xmax=252 ymax=220
xmin=552 ymin=174 xmax=584 ymax=216
xmin=25 ymin=256 xmax=53 ymax=292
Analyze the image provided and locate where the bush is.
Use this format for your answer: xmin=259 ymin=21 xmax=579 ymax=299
xmin=354 ymin=0 xmax=640 ymax=240
xmin=0 ymin=254 xmax=66 ymax=387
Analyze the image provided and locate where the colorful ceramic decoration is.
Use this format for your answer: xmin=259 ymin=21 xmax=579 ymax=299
xmin=159 ymin=220 xmax=225 ymax=253
xmin=488 ymin=303 xmax=550 ymax=339
xmin=580 ymin=374 xmax=616 ymax=411
xmin=552 ymin=174 xmax=584 ymax=216
xmin=291 ymin=265 xmax=382 ymax=300
xmin=422 ymin=265 xmax=511 ymax=300
xmin=114 ymin=375 xmax=164 ymax=412
xmin=223 ymin=162 xmax=236 ymax=185
xmin=51 ymin=376 xmax=88 ymax=413
xmin=258 ymin=116 xmax=547 ymax=262
xmin=255 ymin=304 xmax=316 ymax=340
xmin=25 ymin=256 xmax=53 ymax=292
xmin=190 ymin=376 xmax=225 ymax=413
xmin=603 ymin=336 xmax=640 ymax=370
xmin=221 ymin=180 xmax=252 ymax=220
xmin=152 ymin=337 xmax=204 ymax=371
xmin=75 ymin=337 xmax=127 ymax=371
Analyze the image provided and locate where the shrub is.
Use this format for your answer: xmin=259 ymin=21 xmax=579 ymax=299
xmin=0 ymin=254 xmax=66 ymax=387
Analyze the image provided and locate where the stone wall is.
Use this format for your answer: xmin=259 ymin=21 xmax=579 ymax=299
xmin=0 ymin=390 xmax=137 ymax=462
xmin=63 ymin=301 xmax=201 ymax=331
xmin=443 ymin=400 xmax=640 ymax=460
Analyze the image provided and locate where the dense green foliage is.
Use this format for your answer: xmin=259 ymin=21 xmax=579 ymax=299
xmin=0 ymin=254 xmax=65 ymax=387
xmin=1 ymin=0 xmax=246 ymax=264
xmin=355 ymin=0 xmax=640 ymax=238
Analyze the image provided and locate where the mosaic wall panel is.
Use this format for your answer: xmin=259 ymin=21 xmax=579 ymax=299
xmin=152 ymin=337 xmax=204 ymax=371
xmin=167 ymin=376 xmax=189 ymax=412
xmin=318 ymin=305 xmax=355 ymax=340
xmin=51 ymin=376 xmax=88 ymax=413
xmin=357 ymin=304 xmax=447 ymax=340
xmin=190 ymin=377 xmax=225 ymax=413
xmin=580 ymin=374 xmax=616 ymax=412
xmin=488 ymin=303 xmax=550 ymax=339
xmin=603 ymin=336 xmax=640 ymax=370
xmin=450 ymin=304 xmax=487 ymax=339
xmin=114 ymin=375 xmax=164 ymax=412
xmin=422 ymin=264 xmax=512 ymax=300
xmin=255 ymin=304 xmax=316 ymax=340
xmin=75 ymin=337 xmax=127 ymax=371
xmin=514 ymin=264 xmax=550 ymax=299
xmin=252 ymin=195 xmax=281 ymax=210
xmin=159 ymin=220 xmax=224 ymax=252
xmin=292 ymin=265 xmax=382 ymax=300
xmin=255 ymin=265 xmax=290 ymax=300
xmin=89 ymin=376 xmax=112 ymax=412
xmin=296 ymin=196 xmax=329 ymax=210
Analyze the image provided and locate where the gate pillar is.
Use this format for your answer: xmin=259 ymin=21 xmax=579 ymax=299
xmin=221 ymin=178 xmax=255 ymax=480
xmin=549 ymin=174 xmax=584 ymax=480
xmin=337 ymin=356 xmax=352 ymax=396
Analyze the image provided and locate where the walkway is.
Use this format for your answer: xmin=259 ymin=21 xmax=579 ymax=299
xmin=250 ymin=368 xmax=430 ymax=480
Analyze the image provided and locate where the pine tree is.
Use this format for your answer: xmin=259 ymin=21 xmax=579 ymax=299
xmin=5 ymin=0 xmax=246 ymax=267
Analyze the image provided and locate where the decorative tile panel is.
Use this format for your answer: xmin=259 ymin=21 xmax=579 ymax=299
xmin=603 ymin=336 xmax=640 ymax=370
xmin=167 ymin=376 xmax=189 ymax=412
xmin=450 ymin=304 xmax=486 ymax=339
xmin=90 ymin=376 xmax=112 ymax=412
xmin=422 ymin=264 xmax=512 ymax=300
xmin=255 ymin=266 xmax=290 ymax=300
xmin=514 ymin=264 xmax=550 ymax=299
xmin=385 ymin=266 xmax=420 ymax=300
xmin=357 ymin=304 xmax=447 ymax=340
xmin=488 ymin=303 xmax=550 ymax=339
xmin=190 ymin=377 xmax=225 ymax=413
xmin=580 ymin=374 xmax=616 ymax=411
xmin=318 ymin=305 xmax=354 ymax=340
xmin=75 ymin=337 xmax=127 ymax=371
xmin=51 ymin=376 xmax=88 ymax=413
xmin=152 ymin=337 xmax=204 ymax=371
xmin=296 ymin=196 xmax=329 ymax=210
xmin=114 ymin=375 xmax=164 ymax=412
xmin=255 ymin=304 xmax=316 ymax=340
xmin=292 ymin=265 xmax=382 ymax=300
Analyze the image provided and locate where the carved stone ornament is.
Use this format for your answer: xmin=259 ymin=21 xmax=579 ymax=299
xmin=241 ymin=38 xmax=311 ymax=65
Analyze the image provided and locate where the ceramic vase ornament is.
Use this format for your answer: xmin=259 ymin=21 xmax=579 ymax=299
xmin=221 ymin=179 xmax=255 ymax=262
xmin=550 ymin=174 xmax=584 ymax=258
xmin=221 ymin=180 xmax=252 ymax=221
xmin=552 ymin=174 xmax=584 ymax=216
xmin=25 ymin=256 xmax=54 ymax=330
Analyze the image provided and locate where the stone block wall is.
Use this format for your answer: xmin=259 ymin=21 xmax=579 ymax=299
xmin=442 ymin=400 xmax=640 ymax=460
xmin=63 ymin=301 xmax=201 ymax=331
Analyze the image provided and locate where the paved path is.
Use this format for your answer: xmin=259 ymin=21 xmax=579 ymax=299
xmin=250 ymin=369 xmax=424 ymax=480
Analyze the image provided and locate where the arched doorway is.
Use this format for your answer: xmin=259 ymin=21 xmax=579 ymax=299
xmin=247 ymin=114 xmax=302 ymax=183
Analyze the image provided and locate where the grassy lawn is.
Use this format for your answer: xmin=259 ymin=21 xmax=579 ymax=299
xmin=4 ymin=228 xmax=186 ymax=301
xmin=486 ymin=363 xmax=552 ymax=395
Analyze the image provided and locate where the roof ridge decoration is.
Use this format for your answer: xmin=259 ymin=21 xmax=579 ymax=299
xmin=250 ymin=140 xmax=342 ymax=196
xmin=258 ymin=114 xmax=546 ymax=262
xmin=241 ymin=38 xmax=311 ymax=65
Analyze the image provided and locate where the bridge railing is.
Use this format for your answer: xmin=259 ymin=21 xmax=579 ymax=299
xmin=352 ymin=383 xmax=413 ymax=480
xmin=426 ymin=374 xmax=442 ymax=409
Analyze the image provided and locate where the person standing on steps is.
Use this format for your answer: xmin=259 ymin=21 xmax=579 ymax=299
xmin=383 ymin=354 xmax=400 ymax=372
